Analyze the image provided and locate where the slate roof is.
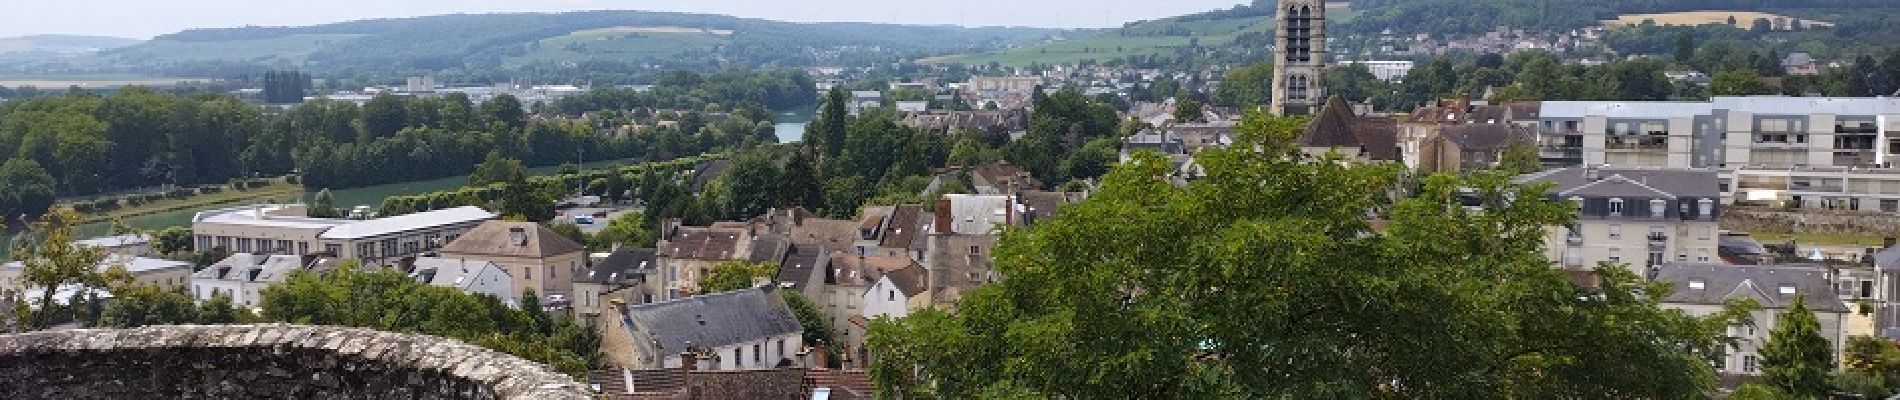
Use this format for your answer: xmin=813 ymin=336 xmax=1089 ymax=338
xmin=776 ymin=244 xmax=828 ymax=291
xmin=1653 ymin=263 xmax=1851 ymax=313
xmin=1877 ymin=245 xmax=1900 ymax=269
xmin=1301 ymin=96 xmax=1399 ymax=161
xmin=661 ymin=226 xmax=747 ymax=261
xmin=1442 ymin=124 xmax=1529 ymax=150
xmin=1515 ymin=167 xmax=1721 ymax=198
xmin=883 ymin=263 xmax=927 ymax=297
xmin=786 ymin=218 xmax=860 ymax=248
xmin=877 ymin=205 xmax=924 ymax=249
xmin=438 ymin=220 xmax=586 ymax=259
xmin=194 ymin=254 xmax=307 ymax=283
xmin=410 ymin=257 xmax=506 ymax=291
xmin=690 ymin=159 xmax=732 ymax=191
xmin=1018 ymin=191 xmax=1086 ymax=223
xmin=580 ymin=248 xmax=657 ymax=285
xmin=826 ymin=254 xmax=916 ymax=287
xmin=622 ymin=286 xmax=803 ymax=354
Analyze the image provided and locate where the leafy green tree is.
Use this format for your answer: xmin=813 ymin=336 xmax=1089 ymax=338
xmin=700 ymin=261 xmax=780 ymax=294
xmin=778 ymin=149 xmax=825 ymax=209
xmin=99 ymin=285 xmax=250 ymax=328
xmin=1730 ymin=383 xmax=1794 ymax=400
xmin=868 ymin=109 xmax=1745 ymax=398
xmin=151 ymin=226 xmax=194 ymax=256
xmin=309 ymin=188 xmax=342 ymax=218
xmin=1173 ymin=99 xmax=1205 ymax=123
xmin=1711 ymin=70 xmax=1772 ymax=96
xmin=592 ymin=211 xmax=653 ymax=250
xmin=196 ymin=291 xmax=255 ymax=324
xmin=1761 ymin=296 xmax=1836 ymax=397
xmin=499 ymin=174 xmax=556 ymax=222
xmin=469 ymin=151 xmax=529 ymax=187
xmin=544 ymin=222 xmax=588 ymax=248
xmin=811 ymin=88 xmax=850 ymax=159
xmin=11 ymin=209 xmax=131 ymax=328
xmin=0 ymin=158 xmax=57 ymax=218
xmin=784 ymin=291 xmax=835 ymax=347
xmin=480 ymin=94 xmax=527 ymax=131
xmin=1212 ymin=62 xmax=1273 ymax=108
xmin=722 ymin=149 xmax=782 ymax=220
xmin=1497 ymin=141 xmax=1543 ymax=175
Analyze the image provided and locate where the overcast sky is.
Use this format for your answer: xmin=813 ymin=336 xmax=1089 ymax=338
xmin=4 ymin=0 xmax=1249 ymax=39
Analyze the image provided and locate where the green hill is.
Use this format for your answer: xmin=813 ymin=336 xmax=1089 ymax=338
xmin=54 ymin=11 xmax=1056 ymax=76
xmin=932 ymin=3 xmax=1357 ymax=67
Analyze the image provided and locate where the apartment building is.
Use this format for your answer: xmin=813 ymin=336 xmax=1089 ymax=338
xmin=1517 ymin=167 xmax=1724 ymax=276
xmin=1653 ymin=263 xmax=1849 ymax=377
xmin=1536 ymin=97 xmax=1900 ymax=212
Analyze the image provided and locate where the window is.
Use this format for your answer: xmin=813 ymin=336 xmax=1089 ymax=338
xmin=1608 ymin=224 xmax=1622 ymax=240
xmin=1688 ymin=280 xmax=1705 ymax=290
xmin=1608 ymin=198 xmax=1625 ymax=216
xmin=1744 ymin=355 xmax=1759 ymax=373
xmin=1698 ymin=198 xmax=1713 ymax=218
xmin=1863 ymin=280 xmax=1875 ymax=299
xmin=777 ymin=340 xmax=786 ymax=361
xmin=734 ymin=348 xmax=742 ymax=369
xmin=1884 ymin=199 xmax=1900 ymax=213
xmin=1649 ymin=199 xmax=1666 ymax=217
xmin=888 ymin=290 xmax=896 ymax=301
xmin=526 ymin=267 xmax=533 ymax=280
xmin=1778 ymin=285 xmax=1795 ymax=295
xmin=1609 ymin=247 xmax=1622 ymax=263
xmin=969 ymin=246 xmax=980 ymax=255
xmin=325 ymin=244 xmax=342 ymax=255
xmin=297 ymin=242 xmax=309 ymax=255
xmin=753 ymin=344 xmax=762 ymax=365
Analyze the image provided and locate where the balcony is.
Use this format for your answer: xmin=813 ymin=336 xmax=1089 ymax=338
xmin=1606 ymin=141 xmax=1668 ymax=151
xmin=1753 ymin=141 xmax=1807 ymax=150
xmin=1647 ymin=233 xmax=1668 ymax=250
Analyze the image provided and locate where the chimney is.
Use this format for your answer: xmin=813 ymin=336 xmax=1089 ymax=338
xmin=509 ymin=227 xmax=528 ymax=246
xmin=813 ymin=344 xmax=829 ymax=369
xmin=1583 ymin=167 xmax=1600 ymax=182
xmin=680 ymin=350 xmax=698 ymax=372
xmin=935 ymin=198 xmax=953 ymax=234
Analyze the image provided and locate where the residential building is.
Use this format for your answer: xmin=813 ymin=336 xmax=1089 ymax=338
xmin=618 ymin=286 xmax=804 ymax=371
xmin=1270 ymin=0 xmax=1327 ymax=116
xmin=3 ymin=254 xmax=192 ymax=293
xmin=1432 ymin=124 xmax=1534 ymax=173
xmin=966 ymin=163 xmax=1041 ymax=195
xmin=409 ymin=257 xmax=515 ymax=306
xmin=854 ymin=204 xmax=929 ymax=260
xmin=575 ymin=248 xmax=658 ymax=319
xmin=1784 ymin=52 xmax=1821 ymax=76
xmin=75 ymin=234 xmax=153 ymax=257
xmin=823 ymin=253 xmax=917 ymax=360
xmin=192 ymin=204 xmax=494 ymax=265
xmin=1652 ymin=263 xmax=1849 ymax=377
xmin=191 ymin=254 xmax=311 ymax=307
xmin=847 ymin=91 xmax=882 ymax=115
xmin=1299 ymin=97 xmax=1399 ymax=162
xmin=1399 ymin=97 xmax=1540 ymax=171
xmin=863 ymin=263 xmax=927 ymax=321
xmin=436 ymin=220 xmax=587 ymax=299
xmin=1338 ymin=60 xmax=1414 ymax=82
xmin=1517 ymin=167 xmax=1724 ymax=276
xmin=900 ymin=109 xmax=1029 ymax=136
xmin=654 ymin=221 xmax=755 ymax=300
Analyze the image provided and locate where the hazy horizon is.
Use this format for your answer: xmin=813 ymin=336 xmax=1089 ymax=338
xmin=2 ymin=0 xmax=1250 ymax=39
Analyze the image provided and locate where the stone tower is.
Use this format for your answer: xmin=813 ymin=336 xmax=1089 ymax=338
xmin=1270 ymin=0 xmax=1327 ymax=116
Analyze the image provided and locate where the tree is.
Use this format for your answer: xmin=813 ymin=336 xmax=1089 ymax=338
xmin=0 ymin=158 xmax=56 ymax=218
xmin=1673 ymin=31 xmax=1696 ymax=63
xmin=97 ymin=285 xmax=198 ymax=328
xmin=544 ymin=222 xmax=588 ymax=248
xmin=721 ymin=150 xmax=782 ymax=220
xmin=778 ymin=149 xmax=825 ymax=209
xmin=469 ymin=151 xmax=528 ymax=187
xmin=783 ymin=291 xmax=835 ymax=347
xmin=1498 ymin=141 xmax=1543 ymax=175
xmin=811 ymin=88 xmax=850 ymax=159
xmin=480 ymin=94 xmax=526 ymax=131
xmin=700 ymin=261 xmax=779 ymax=294
xmin=309 ymin=188 xmax=342 ymax=218
xmin=1711 ymin=70 xmax=1772 ymax=96
xmin=1173 ymin=99 xmax=1206 ymax=123
xmin=11 ymin=209 xmax=131 ymax=328
xmin=1760 ymin=296 xmax=1835 ymax=397
xmin=151 ymin=226 xmax=194 ymax=256
xmin=868 ymin=109 xmax=1745 ymax=398
xmin=592 ymin=211 xmax=653 ymax=250
xmin=1212 ymin=62 xmax=1273 ymax=108
xmin=500 ymin=176 xmax=557 ymax=222
xmin=1752 ymin=18 xmax=1774 ymax=33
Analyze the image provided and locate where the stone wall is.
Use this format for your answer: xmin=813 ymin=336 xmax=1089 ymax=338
xmin=0 ymin=324 xmax=591 ymax=399
xmin=1723 ymin=207 xmax=1900 ymax=239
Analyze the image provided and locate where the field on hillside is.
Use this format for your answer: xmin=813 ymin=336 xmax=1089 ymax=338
xmin=103 ymin=33 xmax=366 ymax=65
xmin=0 ymin=75 xmax=210 ymax=88
xmin=1604 ymin=11 xmax=1833 ymax=29
xmin=931 ymin=7 xmax=1357 ymax=67
xmin=505 ymin=27 xmax=735 ymax=67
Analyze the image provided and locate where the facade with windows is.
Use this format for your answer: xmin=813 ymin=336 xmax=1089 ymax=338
xmin=1536 ymin=97 xmax=1900 ymax=213
xmin=192 ymin=205 xmax=494 ymax=266
xmin=1270 ymin=0 xmax=1327 ymax=116
xmin=1652 ymin=263 xmax=1849 ymax=377
xmin=1517 ymin=168 xmax=1723 ymax=276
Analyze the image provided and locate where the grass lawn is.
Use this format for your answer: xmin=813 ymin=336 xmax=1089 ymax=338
xmin=71 ymin=183 xmax=307 ymax=225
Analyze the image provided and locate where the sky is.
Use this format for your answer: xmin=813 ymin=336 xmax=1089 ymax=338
xmin=3 ymin=0 xmax=1250 ymax=39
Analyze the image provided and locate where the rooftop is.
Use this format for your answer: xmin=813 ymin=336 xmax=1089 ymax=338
xmin=621 ymin=286 xmax=803 ymax=354
xmin=580 ymin=248 xmax=658 ymax=285
xmin=319 ymin=206 xmax=496 ymax=241
xmin=1652 ymin=263 xmax=1851 ymax=313
xmin=1516 ymin=167 xmax=1722 ymax=198
xmin=437 ymin=220 xmax=584 ymax=259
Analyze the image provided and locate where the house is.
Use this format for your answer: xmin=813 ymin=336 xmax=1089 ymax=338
xmin=1433 ymin=124 xmax=1533 ymax=173
xmin=2 ymin=254 xmax=192 ymax=293
xmin=853 ymin=204 xmax=929 ymax=260
xmin=575 ymin=249 xmax=658 ymax=318
xmin=1783 ymin=52 xmax=1820 ymax=76
xmin=653 ymin=222 xmax=754 ymax=301
xmin=894 ymin=101 xmax=929 ymax=114
xmin=847 ymin=91 xmax=882 ymax=115
xmin=822 ymin=253 xmax=917 ymax=363
xmin=75 ymin=234 xmax=153 ymax=257
xmin=191 ymin=254 xmax=312 ymax=307
xmin=618 ymin=286 xmax=804 ymax=371
xmin=1652 ymin=263 xmax=1849 ymax=377
xmin=1299 ymin=96 xmax=1400 ymax=163
xmin=863 ymin=263 xmax=927 ymax=321
xmin=409 ymin=257 xmax=515 ymax=306
xmin=966 ymin=163 xmax=1041 ymax=195
xmin=1516 ymin=167 xmax=1723 ymax=276
xmin=436 ymin=220 xmax=586 ymax=300
xmin=586 ymin=367 xmax=872 ymax=399
xmin=1399 ymin=97 xmax=1540 ymax=171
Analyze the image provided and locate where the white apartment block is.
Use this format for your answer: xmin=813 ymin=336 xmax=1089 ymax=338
xmin=1538 ymin=97 xmax=1900 ymax=213
xmin=192 ymin=204 xmax=495 ymax=266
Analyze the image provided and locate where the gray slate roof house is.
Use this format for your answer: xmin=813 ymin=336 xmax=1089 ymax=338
xmin=580 ymin=249 xmax=658 ymax=287
xmin=1651 ymin=263 xmax=1851 ymax=313
xmin=622 ymin=286 xmax=804 ymax=356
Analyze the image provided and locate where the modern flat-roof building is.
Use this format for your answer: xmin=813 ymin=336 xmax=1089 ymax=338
xmin=3 ymin=254 xmax=192 ymax=293
xmin=1535 ymin=97 xmax=1900 ymax=213
xmin=192 ymin=204 xmax=495 ymax=266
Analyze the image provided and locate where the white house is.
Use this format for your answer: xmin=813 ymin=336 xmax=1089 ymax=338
xmin=410 ymin=257 xmax=515 ymax=306
xmin=862 ymin=263 xmax=927 ymax=320
xmin=621 ymin=286 xmax=804 ymax=371
xmin=1652 ymin=263 xmax=1850 ymax=377
xmin=191 ymin=254 xmax=310 ymax=307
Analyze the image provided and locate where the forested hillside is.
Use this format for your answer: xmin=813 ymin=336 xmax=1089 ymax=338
xmin=29 ymin=10 xmax=1055 ymax=77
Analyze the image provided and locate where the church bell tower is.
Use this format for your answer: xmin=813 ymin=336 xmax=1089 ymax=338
xmin=1270 ymin=0 xmax=1327 ymax=116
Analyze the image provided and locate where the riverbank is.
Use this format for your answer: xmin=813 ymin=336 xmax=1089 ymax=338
xmin=70 ymin=182 xmax=307 ymax=226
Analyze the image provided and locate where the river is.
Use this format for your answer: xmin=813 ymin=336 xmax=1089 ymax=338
xmin=1 ymin=111 xmax=815 ymax=260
